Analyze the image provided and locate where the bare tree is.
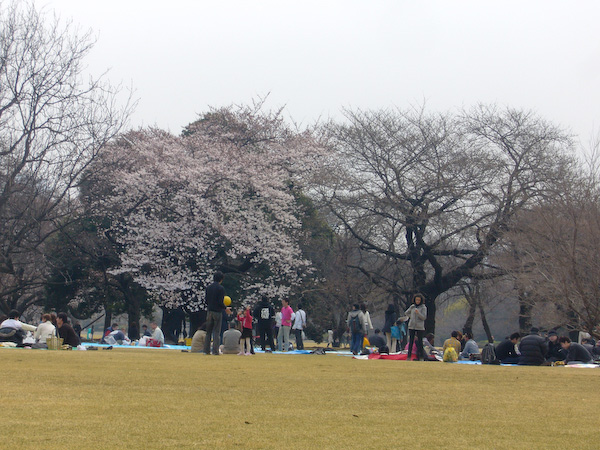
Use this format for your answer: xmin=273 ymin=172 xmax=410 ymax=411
xmin=0 ymin=2 xmax=132 ymax=314
xmin=316 ymin=105 xmax=573 ymax=333
xmin=503 ymin=166 xmax=600 ymax=338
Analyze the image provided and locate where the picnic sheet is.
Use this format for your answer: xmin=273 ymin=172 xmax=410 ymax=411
xmin=82 ymin=343 xmax=315 ymax=354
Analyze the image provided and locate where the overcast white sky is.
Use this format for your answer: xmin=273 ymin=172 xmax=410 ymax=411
xmin=44 ymin=0 xmax=600 ymax=145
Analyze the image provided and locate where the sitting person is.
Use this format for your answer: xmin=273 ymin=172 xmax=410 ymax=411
xmin=495 ymin=332 xmax=521 ymax=364
xmin=459 ymin=332 xmax=479 ymax=360
xmin=141 ymin=324 xmax=152 ymax=337
xmin=221 ymin=321 xmax=242 ymax=355
xmin=443 ymin=331 xmax=462 ymax=356
xmin=106 ymin=325 xmax=130 ymax=345
xmin=150 ymin=322 xmax=165 ymax=345
xmin=518 ymin=327 xmax=548 ymax=366
xmin=191 ymin=323 xmax=207 ymax=353
xmin=33 ymin=313 xmax=56 ymax=343
xmin=0 ymin=309 xmax=37 ymax=345
xmin=102 ymin=324 xmax=114 ymax=342
xmin=559 ymin=337 xmax=594 ymax=364
xmin=56 ymin=312 xmax=81 ymax=347
xmin=545 ymin=330 xmax=566 ymax=362
xmin=580 ymin=338 xmax=595 ymax=356
xmin=367 ymin=329 xmax=388 ymax=352
xmin=423 ymin=333 xmax=436 ymax=354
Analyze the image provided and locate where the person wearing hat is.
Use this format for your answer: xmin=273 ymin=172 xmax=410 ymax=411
xmin=518 ymin=327 xmax=548 ymax=365
xmin=545 ymin=329 xmax=566 ymax=363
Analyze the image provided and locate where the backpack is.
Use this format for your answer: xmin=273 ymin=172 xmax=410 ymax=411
xmin=390 ymin=325 xmax=401 ymax=340
xmin=349 ymin=314 xmax=362 ymax=333
xmin=260 ymin=307 xmax=270 ymax=320
xmin=443 ymin=347 xmax=458 ymax=362
xmin=481 ymin=343 xmax=499 ymax=364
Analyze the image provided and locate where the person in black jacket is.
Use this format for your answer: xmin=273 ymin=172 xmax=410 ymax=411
xmin=518 ymin=328 xmax=548 ymax=365
xmin=382 ymin=304 xmax=397 ymax=352
xmin=203 ymin=271 xmax=231 ymax=355
xmin=253 ymin=297 xmax=276 ymax=352
xmin=545 ymin=330 xmax=566 ymax=362
xmin=56 ymin=312 xmax=80 ymax=347
xmin=559 ymin=337 xmax=594 ymax=364
xmin=495 ymin=332 xmax=521 ymax=364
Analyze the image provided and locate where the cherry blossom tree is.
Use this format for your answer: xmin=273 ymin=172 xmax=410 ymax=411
xmin=85 ymin=104 xmax=325 ymax=312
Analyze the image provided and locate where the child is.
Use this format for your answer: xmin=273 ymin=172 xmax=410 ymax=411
xmin=237 ymin=305 xmax=254 ymax=355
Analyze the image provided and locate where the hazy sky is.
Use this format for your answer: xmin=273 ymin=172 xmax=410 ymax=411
xmin=44 ymin=0 xmax=599 ymax=145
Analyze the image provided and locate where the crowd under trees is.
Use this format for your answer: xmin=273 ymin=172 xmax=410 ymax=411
xmin=2 ymin=2 xmax=599 ymax=340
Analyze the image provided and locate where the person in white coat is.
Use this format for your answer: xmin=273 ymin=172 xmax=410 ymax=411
xmin=360 ymin=303 xmax=373 ymax=333
xmin=33 ymin=314 xmax=56 ymax=342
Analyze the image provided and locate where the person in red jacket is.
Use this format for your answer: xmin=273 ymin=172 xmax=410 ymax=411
xmin=237 ymin=305 xmax=254 ymax=355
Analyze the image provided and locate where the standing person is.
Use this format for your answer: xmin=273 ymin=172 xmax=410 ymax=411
xmin=274 ymin=311 xmax=282 ymax=348
xmin=360 ymin=303 xmax=373 ymax=334
xmin=237 ymin=305 xmax=254 ymax=355
xmin=292 ymin=303 xmax=307 ymax=350
xmin=278 ymin=299 xmax=294 ymax=352
xmin=254 ymin=297 xmax=276 ymax=352
xmin=346 ymin=304 xmax=366 ymax=355
xmin=382 ymin=304 xmax=397 ymax=353
xmin=405 ymin=293 xmax=427 ymax=361
xmin=327 ymin=329 xmax=334 ymax=348
xmin=203 ymin=271 xmax=230 ymax=355
xmin=220 ymin=308 xmax=234 ymax=343
xmin=56 ymin=313 xmax=80 ymax=347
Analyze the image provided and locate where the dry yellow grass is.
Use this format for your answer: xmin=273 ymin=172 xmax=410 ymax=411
xmin=2 ymin=348 xmax=599 ymax=449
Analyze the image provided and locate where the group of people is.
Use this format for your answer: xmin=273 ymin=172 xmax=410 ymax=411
xmin=101 ymin=322 xmax=165 ymax=347
xmin=497 ymin=328 xmax=598 ymax=365
xmin=346 ymin=293 xmax=429 ymax=359
xmin=4 ymin=269 xmax=599 ymax=366
xmin=0 ymin=310 xmax=81 ymax=348
xmin=439 ymin=327 xmax=599 ymax=365
xmin=194 ymin=271 xmax=308 ymax=355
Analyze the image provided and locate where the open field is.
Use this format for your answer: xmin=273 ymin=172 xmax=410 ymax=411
xmin=3 ymin=348 xmax=598 ymax=449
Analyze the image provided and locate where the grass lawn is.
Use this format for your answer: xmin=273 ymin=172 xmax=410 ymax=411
xmin=3 ymin=348 xmax=598 ymax=449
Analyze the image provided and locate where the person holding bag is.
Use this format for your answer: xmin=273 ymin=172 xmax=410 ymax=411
xmin=405 ymin=293 xmax=427 ymax=361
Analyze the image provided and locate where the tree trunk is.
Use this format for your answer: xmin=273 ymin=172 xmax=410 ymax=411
xmin=425 ymin=299 xmax=436 ymax=335
xmin=127 ymin=293 xmax=141 ymax=340
xmin=478 ymin=300 xmax=494 ymax=343
xmin=518 ymin=292 xmax=532 ymax=335
xmin=103 ymin=307 xmax=112 ymax=334
xmin=463 ymin=297 xmax=477 ymax=335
